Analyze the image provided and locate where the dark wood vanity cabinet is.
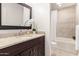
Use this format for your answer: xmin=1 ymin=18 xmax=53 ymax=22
xmin=0 ymin=36 xmax=45 ymax=56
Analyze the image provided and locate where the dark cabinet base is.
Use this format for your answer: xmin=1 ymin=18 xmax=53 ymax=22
xmin=0 ymin=36 xmax=45 ymax=56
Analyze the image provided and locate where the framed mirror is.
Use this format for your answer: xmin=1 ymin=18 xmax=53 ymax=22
xmin=0 ymin=3 xmax=32 ymax=29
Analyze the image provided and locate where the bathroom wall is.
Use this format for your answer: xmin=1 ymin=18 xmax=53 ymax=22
xmin=0 ymin=29 xmax=28 ymax=38
xmin=51 ymin=10 xmax=58 ymax=42
xmin=74 ymin=4 xmax=79 ymax=51
xmin=75 ymin=4 xmax=79 ymax=50
xmin=30 ymin=3 xmax=51 ymax=56
xmin=76 ymin=4 xmax=79 ymax=25
xmin=56 ymin=6 xmax=76 ymax=38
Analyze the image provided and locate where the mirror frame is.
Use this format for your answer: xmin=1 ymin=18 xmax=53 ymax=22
xmin=0 ymin=3 xmax=32 ymax=30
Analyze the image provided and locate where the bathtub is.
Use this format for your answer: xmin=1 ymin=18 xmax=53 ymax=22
xmin=51 ymin=37 xmax=76 ymax=55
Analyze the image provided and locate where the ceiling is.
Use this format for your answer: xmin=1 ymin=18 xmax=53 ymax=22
xmin=50 ymin=3 xmax=76 ymax=10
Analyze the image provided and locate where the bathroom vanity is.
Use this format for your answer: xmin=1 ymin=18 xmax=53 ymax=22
xmin=0 ymin=3 xmax=45 ymax=56
xmin=0 ymin=33 xmax=45 ymax=56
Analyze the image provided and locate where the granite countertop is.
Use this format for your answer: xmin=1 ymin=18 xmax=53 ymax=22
xmin=0 ymin=32 xmax=45 ymax=49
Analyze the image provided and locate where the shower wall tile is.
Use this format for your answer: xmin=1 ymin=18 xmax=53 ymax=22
xmin=56 ymin=6 xmax=75 ymax=38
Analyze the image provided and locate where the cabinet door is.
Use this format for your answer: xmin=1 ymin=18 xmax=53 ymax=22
xmin=20 ymin=44 xmax=44 ymax=56
xmin=19 ymin=36 xmax=45 ymax=56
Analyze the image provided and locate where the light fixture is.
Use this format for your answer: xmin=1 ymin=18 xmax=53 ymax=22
xmin=56 ymin=3 xmax=62 ymax=7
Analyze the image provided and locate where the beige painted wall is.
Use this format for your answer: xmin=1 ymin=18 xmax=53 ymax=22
xmin=56 ymin=6 xmax=76 ymax=38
